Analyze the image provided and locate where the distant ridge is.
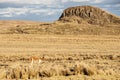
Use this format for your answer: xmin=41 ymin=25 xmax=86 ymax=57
xmin=59 ymin=6 xmax=120 ymax=25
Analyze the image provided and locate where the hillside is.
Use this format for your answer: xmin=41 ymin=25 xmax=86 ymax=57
xmin=59 ymin=6 xmax=120 ymax=25
xmin=0 ymin=6 xmax=120 ymax=35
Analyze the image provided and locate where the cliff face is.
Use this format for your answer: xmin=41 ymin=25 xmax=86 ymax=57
xmin=59 ymin=6 xmax=120 ymax=25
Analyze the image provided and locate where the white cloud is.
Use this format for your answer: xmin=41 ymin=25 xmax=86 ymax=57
xmin=61 ymin=0 xmax=69 ymax=3
xmin=30 ymin=9 xmax=47 ymax=13
xmin=24 ymin=0 xmax=57 ymax=5
xmin=61 ymin=0 xmax=90 ymax=3
xmin=0 ymin=0 xmax=58 ymax=5
xmin=29 ymin=9 xmax=49 ymax=16
xmin=0 ymin=0 xmax=119 ymax=21
xmin=61 ymin=0 xmax=104 ymax=3
xmin=0 ymin=11 xmax=12 ymax=17
xmin=0 ymin=7 xmax=63 ymax=17
xmin=93 ymin=0 xmax=104 ymax=3
xmin=47 ymin=11 xmax=56 ymax=15
xmin=0 ymin=11 xmax=9 ymax=15
xmin=30 ymin=8 xmax=63 ymax=16
xmin=0 ymin=7 xmax=28 ymax=17
xmin=71 ymin=0 xmax=90 ymax=2
xmin=115 ymin=4 xmax=120 ymax=7
xmin=0 ymin=0 xmax=17 ymax=2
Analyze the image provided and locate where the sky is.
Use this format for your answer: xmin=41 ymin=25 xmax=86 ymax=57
xmin=0 ymin=0 xmax=120 ymax=22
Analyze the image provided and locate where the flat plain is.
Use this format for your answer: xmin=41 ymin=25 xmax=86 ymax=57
xmin=0 ymin=34 xmax=120 ymax=80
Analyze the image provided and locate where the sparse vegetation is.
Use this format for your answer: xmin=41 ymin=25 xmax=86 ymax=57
xmin=3 ymin=62 xmax=98 ymax=79
xmin=0 ymin=34 xmax=119 ymax=80
xmin=0 ymin=5 xmax=120 ymax=80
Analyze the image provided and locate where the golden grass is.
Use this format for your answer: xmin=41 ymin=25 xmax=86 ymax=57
xmin=0 ymin=20 xmax=120 ymax=35
xmin=0 ymin=34 xmax=120 ymax=79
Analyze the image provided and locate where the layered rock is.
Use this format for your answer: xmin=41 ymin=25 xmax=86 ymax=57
xmin=59 ymin=6 xmax=120 ymax=25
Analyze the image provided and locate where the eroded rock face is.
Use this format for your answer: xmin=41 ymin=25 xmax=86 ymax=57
xmin=59 ymin=6 xmax=120 ymax=25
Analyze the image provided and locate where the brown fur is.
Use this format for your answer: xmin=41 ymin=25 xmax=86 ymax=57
xmin=29 ymin=56 xmax=45 ymax=61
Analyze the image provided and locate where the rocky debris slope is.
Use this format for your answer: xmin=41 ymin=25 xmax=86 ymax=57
xmin=59 ymin=6 xmax=120 ymax=25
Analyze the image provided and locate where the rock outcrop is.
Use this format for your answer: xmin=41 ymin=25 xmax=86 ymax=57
xmin=59 ymin=6 xmax=120 ymax=25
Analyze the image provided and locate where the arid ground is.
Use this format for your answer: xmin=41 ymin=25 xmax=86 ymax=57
xmin=0 ymin=34 xmax=120 ymax=80
xmin=0 ymin=6 xmax=120 ymax=80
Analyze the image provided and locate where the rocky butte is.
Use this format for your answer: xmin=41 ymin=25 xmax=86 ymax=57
xmin=59 ymin=6 xmax=120 ymax=26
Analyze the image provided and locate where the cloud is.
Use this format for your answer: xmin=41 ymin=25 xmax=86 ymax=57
xmin=115 ymin=4 xmax=120 ymax=7
xmin=0 ymin=6 xmax=63 ymax=18
xmin=0 ymin=0 xmax=58 ymax=5
xmin=0 ymin=11 xmax=12 ymax=17
xmin=93 ymin=0 xmax=104 ymax=3
xmin=0 ymin=0 xmax=17 ymax=2
xmin=61 ymin=0 xmax=90 ymax=3
xmin=0 ymin=0 xmax=119 ymax=21
xmin=70 ymin=0 xmax=90 ymax=2
xmin=61 ymin=0 xmax=104 ymax=3
xmin=0 ymin=7 xmax=28 ymax=17
xmin=29 ymin=8 xmax=62 ymax=16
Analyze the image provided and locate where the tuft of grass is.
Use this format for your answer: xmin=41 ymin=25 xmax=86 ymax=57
xmin=2 ymin=62 xmax=99 ymax=79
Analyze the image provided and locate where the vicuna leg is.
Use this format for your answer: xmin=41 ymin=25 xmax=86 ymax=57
xmin=39 ymin=59 xmax=41 ymax=64
xmin=31 ymin=58 xmax=34 ymax=66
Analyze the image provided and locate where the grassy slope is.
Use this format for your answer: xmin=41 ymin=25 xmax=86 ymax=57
xmin=0 ymin=20 xmax=120 ymax=35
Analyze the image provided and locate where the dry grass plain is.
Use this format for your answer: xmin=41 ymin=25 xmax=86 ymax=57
xmin=0 ymin=34 xmax=120 ymax=80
